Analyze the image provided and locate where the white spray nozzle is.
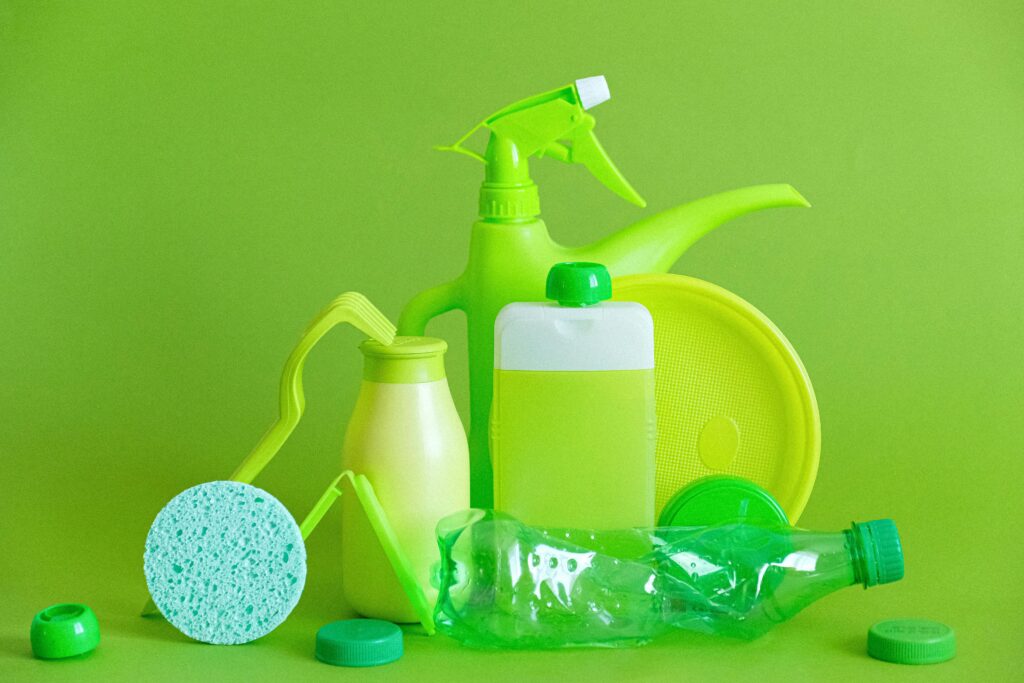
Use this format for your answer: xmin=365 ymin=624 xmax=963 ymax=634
xmin=576 ymin=75 xmax=610 ymax=110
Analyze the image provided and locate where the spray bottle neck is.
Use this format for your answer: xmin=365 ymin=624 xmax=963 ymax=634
xmin=479 ymin=135 xmax=540 ymax=221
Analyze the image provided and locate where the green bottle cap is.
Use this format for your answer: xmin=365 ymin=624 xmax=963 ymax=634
xmin=30 ymin=603 xmax=100 ymax=660
xmin=316 ymin=619 xmax=403 ymax=667
xmin=658 ymin=475 xmax=789 ymax=527
xmin=849 ymin=519 xmax=905 ymax=587
xmin=868 ymin=619 xmax=956 ymax=664
xmin=546 ymin=262 xmax=612 ymax=307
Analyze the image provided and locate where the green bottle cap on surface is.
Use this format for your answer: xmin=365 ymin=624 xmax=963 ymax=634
xmin=30 ymin=603 xmax=100 ymax=660
xmin=868 ymin=619 xmax=956 ymax=664
xmin=849 ymin=519 xmax=905 ymax=587
xmin=546 ymin=262 xmax=612 ymax=307
xmin=658 ymin=475 xmax=789 ymax=527
xmin=316 ymin=619 xmax=403 ymax=667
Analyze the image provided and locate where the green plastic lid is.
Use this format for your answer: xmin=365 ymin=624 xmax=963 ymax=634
xmin=849 ymin=519 xmax=905 ymax=588
xmin=316 ymin=619 xmax=403 ymax=667
xmin=30 ymin=603 xmax=100 ymax=660
xmin=546 ymin=262 xmax=611 ymax=307
xmin=658 ymin=475 xmax=789 ymax=527
xmin=868 ymin=619 xmax=956 ymax=664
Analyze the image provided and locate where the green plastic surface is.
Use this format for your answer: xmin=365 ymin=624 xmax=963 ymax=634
xmin=545 ymin=262 xmax=612 ymax=307
xmin=2 ymin=2 xmax=1021 ymax=679
xmin=316 ymin=619 xmax=403 ymax=667
xmin=30 ymin=604 xmax=100 ymax=660
xmin=613 ymin=274 xmax=820 ymax=522
xmin=868 ymin=619 xmax=956 ymax=665
xmin=658 ymin=475 xmax=789 ymax=527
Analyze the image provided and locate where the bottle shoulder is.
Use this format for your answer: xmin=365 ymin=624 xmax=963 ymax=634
xmin=497 ymin=300 xmax=650 ymax=320
xmin=495 ymin=302 xmax=654 ymax=371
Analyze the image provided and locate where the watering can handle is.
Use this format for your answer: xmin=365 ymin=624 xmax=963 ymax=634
xmin=397 ymin=278 xmax=464 ymax=335
xmin=229 ymin=292 xmax=396 ymax=484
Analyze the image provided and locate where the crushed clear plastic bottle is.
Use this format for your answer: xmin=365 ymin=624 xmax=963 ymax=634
xmin=434 ymin=509 xmax=904 ymax=648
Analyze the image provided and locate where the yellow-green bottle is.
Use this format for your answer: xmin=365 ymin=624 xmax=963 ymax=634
xmin=490 ymin=263 xmax=655 ymax=528
xmin=340 ymin=337 xmax=469 ymax=622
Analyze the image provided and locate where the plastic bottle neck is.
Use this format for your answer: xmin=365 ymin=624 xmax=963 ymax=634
xmin=360 ymin=337 xmax=448 ymax=384
xmin=362 ymin=356 xmax=445 ymax=384
xmin=844 ymin=529 xmax=870 ymax=587
xmin=844 ymin=521 xmax=904 ymax=588
xmin=480 ymin=134 xmax=540 ymax=221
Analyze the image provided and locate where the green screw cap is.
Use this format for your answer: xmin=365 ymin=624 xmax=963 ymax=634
xmin=546 ymin=262 xmax=611 ymax=307
xmin=849 ymin=519 xmax=905 ymax=587
xmin=658 ymin=475 xmax=789 ymax=527
xmin=316 ymin=619 xmax=403 ymax=667
xmin=868 ymin=619 xmax=956 ymax=664
xmin=30 ymin=603 xmax=100 ymax=660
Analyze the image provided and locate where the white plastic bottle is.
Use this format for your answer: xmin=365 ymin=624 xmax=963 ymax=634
xmin=341 ymin=336 xmax=469 ymax=623
xmin=490 ymin=262 xmax=655 ymax=529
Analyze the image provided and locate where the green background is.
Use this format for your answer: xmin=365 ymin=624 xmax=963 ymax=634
xmin=1 ymin=1 xmax=1021 ymax=680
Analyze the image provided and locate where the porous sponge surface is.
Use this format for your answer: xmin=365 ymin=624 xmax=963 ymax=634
xmin=144 ymin=481 xmax=307 ymax=644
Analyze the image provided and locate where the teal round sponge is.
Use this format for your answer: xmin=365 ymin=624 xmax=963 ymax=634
xmin=144 ymin=481 xmax=307 ymax=644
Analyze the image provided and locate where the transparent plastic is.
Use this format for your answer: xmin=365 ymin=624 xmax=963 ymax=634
xmin=434 ymin=510 xmax=903 ymax=649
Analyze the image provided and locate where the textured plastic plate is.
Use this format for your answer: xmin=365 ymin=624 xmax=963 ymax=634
xmin=613 ymin=274 xmax=819 ymax=522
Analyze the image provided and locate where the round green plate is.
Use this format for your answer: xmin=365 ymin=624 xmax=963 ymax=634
xmin=614 ymin=274 xmax=819 ymax=522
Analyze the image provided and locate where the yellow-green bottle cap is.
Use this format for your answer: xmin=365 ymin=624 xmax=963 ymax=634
xmin=360 ymin=336 xmax=447 ymax=383
xmin=316 ymin=619 xmax=403 ymax=667
xmin=30 ymin=603 xmax=100 ymax=659
xmin=868 ymin=619 xmax=956 ymax=664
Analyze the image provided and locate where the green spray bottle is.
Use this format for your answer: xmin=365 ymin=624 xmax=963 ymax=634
xmin=398 ymin=76 xmax=809 ymax=507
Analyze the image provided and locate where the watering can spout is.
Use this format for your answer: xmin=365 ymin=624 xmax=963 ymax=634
xmin=579 ymin=184 xmax=810 ymax=274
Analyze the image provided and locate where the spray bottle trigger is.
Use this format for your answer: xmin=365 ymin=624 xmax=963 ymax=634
xmin=567 ymin=115 xmax=646 ymax=207
xmin=435 ymin=143 xmax=486 ymax=163
xmin=435 ymin=121 xmax=488 ymax=163
xmin=438 ymin=77 xmax=646 ymax=210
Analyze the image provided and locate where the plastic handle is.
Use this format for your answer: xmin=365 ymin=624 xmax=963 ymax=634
xmin=229 ymin=292 xmax=396 ymax=484
xmin=397 ymin=278 xmax=464 ymax=336
xmin=562 ymin=115 xmax=646 ymax=207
